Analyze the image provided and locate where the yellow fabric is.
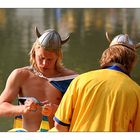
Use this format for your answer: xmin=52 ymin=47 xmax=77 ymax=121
xmin=13 ymin=115 xmax=50 ymax=132
xmin=49 ymin=127 xmax=58 ymax=132
xmin=39 ymin=119 xmax=50 ymax=131
xmin=55 ymin=69 xmax=140 ymax=131
xmin=13 ymin=117 xmax=22 ymax=128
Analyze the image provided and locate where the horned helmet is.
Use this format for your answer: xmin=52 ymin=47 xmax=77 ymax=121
xmin=106 ymin=32 xmax=140 ymax=51
xmin=35 ymin=26 xmax=70 ymax=50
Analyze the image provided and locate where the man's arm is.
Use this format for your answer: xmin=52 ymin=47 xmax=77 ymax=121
xmin=54 ymin=121 xmax=69 ymax=132
xmin=0 ymin=69 xmax=32 ymax=116
xmin=0 ymin=102 xmax=27 ymax=116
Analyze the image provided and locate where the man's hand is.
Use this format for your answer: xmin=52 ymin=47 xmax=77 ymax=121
xmin=41 ymin=100 xmax=58 ymax=116
xmin=21 ymin=98 xmax=40 ymax=114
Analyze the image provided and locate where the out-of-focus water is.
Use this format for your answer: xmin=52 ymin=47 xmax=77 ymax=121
xmin=0 ymin=8 xmax=140 ymax=131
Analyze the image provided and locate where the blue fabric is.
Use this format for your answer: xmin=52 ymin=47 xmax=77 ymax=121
xmin=14 ymin=130 xmax=26 ymax=132
xmin=39 ymin=128 xmax=48 ymax=132
xmin=106 ymin=65 xmax=127 ymax=74
xmin=9 ymin=128 xmax=27 ymax=132
xmin=15 ymin=115 xmax=22 ymax=119
xmin=53 ymin=116 xmax=70 ymax=126
xmin=50 ymin=79 xmax=73 ymax=94
xmin=42 ymin=115 xmax=49 ymax=121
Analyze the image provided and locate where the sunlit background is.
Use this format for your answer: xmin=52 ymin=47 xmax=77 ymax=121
xmin=0 ymin=8 xmax=140 ymax=131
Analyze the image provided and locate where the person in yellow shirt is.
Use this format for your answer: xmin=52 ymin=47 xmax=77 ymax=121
xmin=54 ymin=33 xmax=140 ymax=132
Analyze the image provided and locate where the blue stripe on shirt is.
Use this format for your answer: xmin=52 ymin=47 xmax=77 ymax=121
xmin=53 ymin=116 xmax=70 ymax=126
xmin=106 ymin=65 xmax=127 ymax=75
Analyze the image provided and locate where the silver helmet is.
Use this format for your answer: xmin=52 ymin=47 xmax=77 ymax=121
xmin=106 ymin=32 xmax=140 ymax=51
xmin=35 ymin=26 xmax=70 ymax=50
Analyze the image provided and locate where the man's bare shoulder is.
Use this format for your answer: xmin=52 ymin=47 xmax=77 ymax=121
xmin=10 ymin=66 xmax=31 ymax=78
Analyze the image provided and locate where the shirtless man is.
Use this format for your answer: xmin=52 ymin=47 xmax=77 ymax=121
xmin=0 ymin=27 xmax=78 ymax=132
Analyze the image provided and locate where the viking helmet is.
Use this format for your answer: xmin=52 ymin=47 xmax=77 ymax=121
xmin=106 ymin=32 xmax=140 ymax=51
xmin=35 ymin=26 xmax=70 ymax=50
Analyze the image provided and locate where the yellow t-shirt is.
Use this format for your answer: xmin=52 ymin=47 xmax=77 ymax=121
xmin=54 ymin=69 xmax=140 ymax=131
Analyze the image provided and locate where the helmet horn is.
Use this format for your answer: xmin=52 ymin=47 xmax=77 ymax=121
xmin=35 ymin=26 xmax=41 ymax=37
xmin=106 ymin=32 xmax=111 ymax=43
xmin=61 ymin=34 xmax=70 ymax=45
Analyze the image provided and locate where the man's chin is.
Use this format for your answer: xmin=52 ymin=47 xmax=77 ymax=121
xmin=39 ymin=68 xmax=48 ymax=73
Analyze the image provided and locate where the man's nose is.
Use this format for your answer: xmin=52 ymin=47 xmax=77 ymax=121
xmin=42 ymin=60 xmax=50 ymax=67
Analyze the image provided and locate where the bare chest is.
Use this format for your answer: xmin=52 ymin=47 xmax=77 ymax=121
xmin=19 ymin=75 xmax=62 ymax=104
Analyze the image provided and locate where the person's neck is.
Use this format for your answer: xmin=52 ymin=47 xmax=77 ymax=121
xmin=31 ymin=65 xmax=61 ymax=78
xmin=42 ymin=70 xmax=60 ymax=78
xmin=102 ymin=63 xmax=130 ymax=76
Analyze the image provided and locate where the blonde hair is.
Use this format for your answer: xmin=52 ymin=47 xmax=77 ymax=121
xmin=99 ymin=45 xmax=137 ymax=74
xmin=29 ymin=40 xmax=64 ymax=71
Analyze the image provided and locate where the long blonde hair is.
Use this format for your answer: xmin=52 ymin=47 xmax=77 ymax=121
xmin=29 ymin=40 xmax=64 ymax=71
xmin=99 ymin=45 xmax=137 ymax=74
